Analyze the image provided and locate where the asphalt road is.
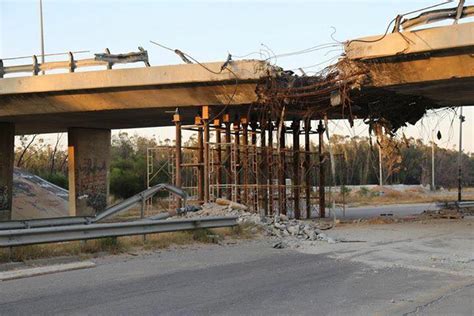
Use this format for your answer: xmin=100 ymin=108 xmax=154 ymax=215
xmin=0 ymin=240 xmax=472 ymax=315
xmin=334 ymin=202 xmax=438 ymax=219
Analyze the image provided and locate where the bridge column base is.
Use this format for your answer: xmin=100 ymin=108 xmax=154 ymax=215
xmin=68 ymin=128 xmax=111 ymax=217
xmin=0 ymin=123 xmax=14 ymax=221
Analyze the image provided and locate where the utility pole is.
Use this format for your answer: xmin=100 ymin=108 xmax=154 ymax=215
xmin=458 ymin=107 xmax=465 ymax=202
xmin=378 ymin=143 xmax=383 ymax=186
xmin=431 ymin=129 xmax=435 ymax=191
xmin=39 ymin=0 xmax=45 ymax=74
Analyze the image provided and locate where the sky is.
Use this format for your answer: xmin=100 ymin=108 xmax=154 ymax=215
xmin=0 ymin=0 xmax=473 ymax=153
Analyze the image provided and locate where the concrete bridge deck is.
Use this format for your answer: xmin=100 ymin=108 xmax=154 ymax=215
xmin=0 ymin=60 xmax=274 ymax=134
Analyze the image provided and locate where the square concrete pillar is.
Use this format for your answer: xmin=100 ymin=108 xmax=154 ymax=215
xmin=0 ymin=123 xmax=15 ymax=221
xmin=68 ymin=128 xmax=111 ymax=217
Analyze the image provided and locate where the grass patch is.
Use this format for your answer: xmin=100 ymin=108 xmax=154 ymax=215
xmin=0 ymin=223 xmax=260 ymax=263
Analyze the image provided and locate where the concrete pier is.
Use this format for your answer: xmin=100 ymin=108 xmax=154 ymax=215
xmin=0 ymin=123 xmax=14 ymax=221
xmin=68 ymin=128 xmax=111 ymax=217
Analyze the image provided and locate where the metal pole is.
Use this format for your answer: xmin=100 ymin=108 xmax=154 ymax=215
xmin=214 ymin=119 xmax=222 ymax=198
xmin=378 ymin=143 xmax=383 ymax=187
xmin=39 ymin=0 xmax=45 ymax=75
xmin=279 ymin=123 xmax=287 ymax=216
xmin=173 ymin=112 xmax=182 ymax=207
xmin=203 ymin=106 xmax=210 ymax=203
xmin=260 ymin=121 xmax=268 ymax=215
xmin=196 ymin=115 xmax=204 ymax=203
xmin=292 ymin=120 xmax=301 ymax=219
xmin=458 ymin=107 xmax=464 ymax=202
xmin=233 ymin=118 xmax=241 ymax=203
xmin=267 ymin=120 xmax=274 ymax=215
xmin=223 ymin=114 xmax=232 ymax=200
xmin=304 ymin=119 xmax=311 ymax=219
xmin=318 ymin=120 xmax=326 ymax=218
xmin=241 ymin=117 xmax=249 ymax=205
xmin=431 ymin=130 xmax=435 ymax=191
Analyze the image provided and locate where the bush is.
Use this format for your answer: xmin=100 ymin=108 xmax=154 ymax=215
xmin=41 ymin=172 xmax=68 ymax=189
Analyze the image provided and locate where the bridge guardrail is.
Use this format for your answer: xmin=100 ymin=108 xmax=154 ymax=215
xmin=0 ymin=216 xmax=238 ymax=247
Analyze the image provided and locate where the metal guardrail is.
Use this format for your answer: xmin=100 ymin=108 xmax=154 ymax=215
xmin=435 ymin=200 xmax=474 ymax=209
xmin=0 ymin=48 xmax=150 ymax=78
xmin=0 ymin=183 xmax=190 ymax=231
xmin=0 ymin=216 xmax=238 ymax=247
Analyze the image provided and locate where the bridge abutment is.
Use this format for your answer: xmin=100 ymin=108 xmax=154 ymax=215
xmin=0 ymin=123 xmax=14 ymax=221
xmin=68 ymin=128 xmax=111 ymax=217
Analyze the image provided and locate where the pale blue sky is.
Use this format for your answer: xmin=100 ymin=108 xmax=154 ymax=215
xmin=1 ymin=0 xmax=473 ymax=152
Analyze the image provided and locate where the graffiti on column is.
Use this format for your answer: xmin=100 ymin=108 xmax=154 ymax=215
xmin=0 ymin=185 xmax=9 ymax=210
xmin=77 ymin=158 xmax=108 ymax=213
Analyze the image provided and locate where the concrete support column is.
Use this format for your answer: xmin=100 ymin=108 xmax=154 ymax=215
xmin=68 ymin=128 xmax=111 ymax=217
xmin=0 ymin=123 xmax=14 ymax=221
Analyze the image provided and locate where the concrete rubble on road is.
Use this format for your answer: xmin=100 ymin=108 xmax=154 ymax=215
xmin=173 ymin=200 xmax=339 ymax=248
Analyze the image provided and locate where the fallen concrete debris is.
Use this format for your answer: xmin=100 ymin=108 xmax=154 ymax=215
xmin=173 ymin=199 xmax=339 ymax=248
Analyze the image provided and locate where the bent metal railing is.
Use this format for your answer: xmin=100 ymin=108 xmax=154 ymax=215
xmin=0 ymin=183 xmax=196 ymax=231
xmin=0 ymin=183 xmax=239 ymax=248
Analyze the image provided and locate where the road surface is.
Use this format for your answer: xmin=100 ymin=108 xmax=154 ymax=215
xmin=0 ymin=234 xmax=472 ymax=315
xmin=334 ymin=202 xmax=438 ymax=219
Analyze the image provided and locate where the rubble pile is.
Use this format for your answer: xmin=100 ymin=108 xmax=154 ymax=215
xmin=175 ymin=199 xmax=338 ymax=248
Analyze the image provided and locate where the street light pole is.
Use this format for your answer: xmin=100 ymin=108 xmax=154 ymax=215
xmin=457 ymin=107 xmax=465 ymax=202
xmin=39 ymin=0 xmax=45 ymax=74
xmin=378 ymin=143 xmax=383 ymax=187
xmin=431 ymin=129 xmax=435 ymax=191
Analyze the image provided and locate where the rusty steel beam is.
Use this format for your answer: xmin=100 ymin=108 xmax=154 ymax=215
xmin=203 ymin=106 xmax=210 ymax=203
xmin=233 ymin=118 xmax=241 ymax=203
xmin=214 ymin=118 xmax=223 ymax=198
xmin=292 ymin=120 xmax=301 ymax=219
xmin=173 ymin=111 xmax=182 ymax=208
xmin=241 ymin=116 xmax=249 ymax=205
xmin=279 ymin=123 xmax=287 ymax=216
xmin=196 ymin=115 xmax=204 ymax=203
xmin=223 ymin=114 xmax=232 ymax=200
xmin=304 ymin=119 xmax=311 ymax=219
xmin=260 ymin=121 xmax=268 ymax=216
xmin=267 ymin=120 xmax=274 ymax=215
xmin=317 ymin=120 xmax=326 ymax=218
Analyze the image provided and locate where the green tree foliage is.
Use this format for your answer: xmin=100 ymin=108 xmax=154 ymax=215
xmin=14 ymin=133 xmax=474 ymax=200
